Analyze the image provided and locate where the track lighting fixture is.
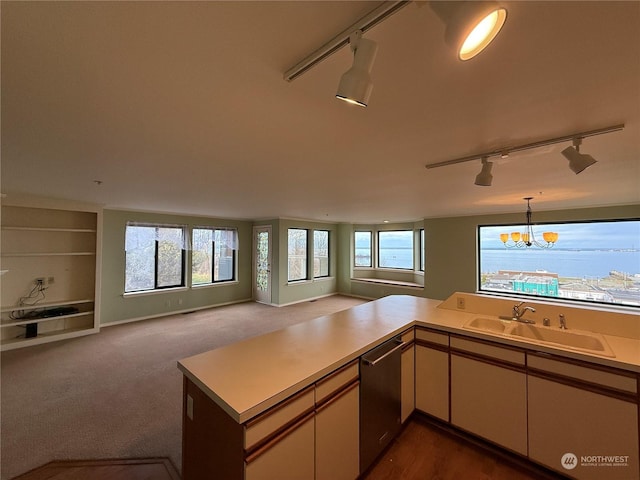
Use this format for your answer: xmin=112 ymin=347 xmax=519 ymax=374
xmin=561 ymin=138 xmax=598 ymax=174
xmin=430 ymin=1 xmax=507 ymax=60
xmin=425 ymin=124 xmax=624 ymax=184
xmin=283 ymin=0 xmax=508 ymax=103
xmin=474 ymin=157 xmax=493 ymax=186
xmin=336 ymin=31 xmax=378 ymax=107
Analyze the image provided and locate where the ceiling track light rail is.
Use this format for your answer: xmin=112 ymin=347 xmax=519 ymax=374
xmin=425 ymin=124 xmax=625 ymax=170
xmin=283 ymin=1 xmax=409 ymax=82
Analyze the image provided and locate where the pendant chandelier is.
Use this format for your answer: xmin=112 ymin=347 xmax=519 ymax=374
xmin=500 ymin=197 xmax=558 ymax=248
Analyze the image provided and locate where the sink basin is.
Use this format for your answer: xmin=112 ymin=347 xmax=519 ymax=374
xmin=508 ymin=324 xmax=615 ymax=357
xmin=462 ymin=317 xmax=615 ymax=358
xmin=463 ymin=317 xmax=510 ymax=334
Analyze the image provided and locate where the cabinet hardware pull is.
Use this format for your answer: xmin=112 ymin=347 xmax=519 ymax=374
xmin=363 ymin=340 xmax=405 ymax=367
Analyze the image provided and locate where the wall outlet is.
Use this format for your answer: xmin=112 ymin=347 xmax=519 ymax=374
xmin=47 ymin=276 xmax=55 ymax=285
xmin=35 ymin=277 xmax=48 ymax=287
xmin=457 ymin=297 xmax=466 ymax=309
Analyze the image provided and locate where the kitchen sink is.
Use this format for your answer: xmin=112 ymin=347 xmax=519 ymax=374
xmin=508 ymin=323 xmax=615 ymax=357
xmin=463 ymin=317 xmax=510 ymax=334
xmin=462 ymin=317 xmax=615 ymax=357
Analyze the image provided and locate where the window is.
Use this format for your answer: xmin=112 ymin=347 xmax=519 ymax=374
xmin=354 ymin=231 xmax=372 ymax=267
xmin=378 ymin=230 xmax=414 ymax=270
xmin=192 ymin=228 xmax=237 ymax=285
xmin=288 ymin=228 xmax=308 ymax=281
xmin=314 ymin=230 xmax=329 ymax=278
xmin=419 ymin=229 xmax=425 ymax=272
xmin=478 ymin=219 xmax=640 ymax=308
xmin=125 ymin=224 xmax=186 ymax=292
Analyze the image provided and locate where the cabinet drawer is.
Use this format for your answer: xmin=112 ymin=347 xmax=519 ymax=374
xmin=451 ymin=336 xmax=524 ymax=366
xmin=528 ymin=354 xmax=637 ymax=394
xmin=415 ymin=328 xmax=448 ymax=346
xmin=316 ymin=360 xmax=359 ymax=405
xmin=400 ymin=328 xmax=414 ymax=344
xmin=244 ymin=387 xmax=314 ymax=450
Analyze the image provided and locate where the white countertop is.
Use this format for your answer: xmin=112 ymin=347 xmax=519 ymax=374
xmin=177 ymin=295 xmax=640 ymax=424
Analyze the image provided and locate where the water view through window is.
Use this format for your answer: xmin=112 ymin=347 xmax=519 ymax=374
xmin=478 ymin=220 xmax=640 ymax=307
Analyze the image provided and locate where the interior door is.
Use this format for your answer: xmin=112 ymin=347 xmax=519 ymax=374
xmin=253 ymin=226 xmax=272 ymax=304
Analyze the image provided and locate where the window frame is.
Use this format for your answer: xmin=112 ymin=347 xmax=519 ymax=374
xmin=287 ymin=228 xmax=309 ymax=282
xmin=191 ymin=227 xmax=238 ymax=286
xmin=377 ymin=230 xmax=414 ymax=271
xmin=354 ymin=230 xmax=373 ymax=268
xmin=477 ymin=218 xmax=640 ymax=309
xmin=313 ymin=229 xmax=330 ymax=278
xmin=125 ymin=224 xmax=187 ymax=293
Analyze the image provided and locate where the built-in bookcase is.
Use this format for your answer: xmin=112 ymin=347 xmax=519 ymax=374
xmin=1 ymin=203 xmax=101 ymax=350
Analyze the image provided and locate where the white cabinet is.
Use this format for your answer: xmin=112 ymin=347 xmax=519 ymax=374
xmin=245 ymin=414 xmax=315 ymax=480
xmin=415 ymin=328 xmax=449 ymax=421
xmin=244 ymin=387 xmax=315 ymax=480
xmin=527 ymin=354 xmax=639 ymax=480
xmin=450 ymin=336 xmax=528 ymax=456
xmin=1 ymin=204 xmax=101 ymax=350
xmin=400 ymin=328 xmax=415 ymax=423
xmin=315 ymin=360 xmax=359 ymax=480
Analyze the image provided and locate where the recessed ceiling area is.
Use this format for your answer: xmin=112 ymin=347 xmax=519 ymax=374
xmin=2 ymin=1 xmax=639 ymax=223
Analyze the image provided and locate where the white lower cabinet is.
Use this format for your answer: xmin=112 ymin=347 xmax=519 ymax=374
xmin=527 ymin=355 xmax=639 ymax=480
xmin=450 ymin=337 xmax=528 ymax=456
xmin=315 ymin=382 xmax=360 ymax=480
xmin=415 ymin=329 xmax=449 ymax=421
xmin=245 ymin=413 xmax=315 ymax=480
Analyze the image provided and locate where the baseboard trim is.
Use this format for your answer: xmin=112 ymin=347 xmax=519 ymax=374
xmin=101 ymin=298 xmax=253 ymax=327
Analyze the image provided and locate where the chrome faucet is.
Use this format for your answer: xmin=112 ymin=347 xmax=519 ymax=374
xmin=511 ymin=302 xmax=536 ymax=324
xmin=559 ymin=313 xmax=567 ymax=329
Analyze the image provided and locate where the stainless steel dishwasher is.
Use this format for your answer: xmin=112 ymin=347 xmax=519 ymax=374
xmin=359 ymin=335 xmax=403 ymax=474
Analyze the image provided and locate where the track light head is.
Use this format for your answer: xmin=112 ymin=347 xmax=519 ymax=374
xmin=431 ymin=1 xmax=507 ymax=61
xmin=474 ymin=157 xmax=493 ymax=186
xmin=336 ymin=32 xmax=378 ymax=107
xmin=561 ymin=137 xmax=597 ymax=174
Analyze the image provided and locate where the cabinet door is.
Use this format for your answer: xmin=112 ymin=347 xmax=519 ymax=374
xmin=415 ymin=344 xmax=449 ymax=421
xmin=451 ymin=354 xmax=527 ymax=455
xmin=316 ymin=383 xmax=359 ymax=480
xmin=528 ymin=375 xmax=639 ymax=480
xmin=245 ymin=414 xmax=315 ymax=480
xmin=401 ymin=344 xmax=415 ymax=423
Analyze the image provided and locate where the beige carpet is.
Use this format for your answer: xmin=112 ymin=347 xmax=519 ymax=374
xmin=0 ymin=295 xmax=368 ymax=480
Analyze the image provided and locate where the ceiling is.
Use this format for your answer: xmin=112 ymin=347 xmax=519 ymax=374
xmin=2 ymin=1 xmax=639 ymax=223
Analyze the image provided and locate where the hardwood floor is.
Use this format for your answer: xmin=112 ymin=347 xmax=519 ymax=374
xmin=362 ymin=416 xmax=567 ymax=480
xmin=11 ymin=458 xmax=180 ymax=480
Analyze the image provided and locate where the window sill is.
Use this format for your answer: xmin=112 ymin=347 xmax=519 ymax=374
xmin=123 ymin=286 xmax=189 ymax=298
xmin=351 ymin=277 xmax=423 ymax=289
xmin=286 ymin=276 xmax=335 ymax=286
xmin=192 ymin=281 xmax=239 ymax=289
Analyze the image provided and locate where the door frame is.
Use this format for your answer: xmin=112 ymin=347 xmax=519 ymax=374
xmin=253 ymin=225 xmax=272 ymax=305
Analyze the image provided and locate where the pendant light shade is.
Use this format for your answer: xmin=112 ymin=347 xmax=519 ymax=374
xmin=561 ymin=138 xmax=598 ymax=174
xmin=336 ymin=33 xmax=378 ymax=107
xmin=430 ymin=1 xmax=507 ymax=61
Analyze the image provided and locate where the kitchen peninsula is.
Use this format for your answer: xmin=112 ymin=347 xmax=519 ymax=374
xmin=177 ymin=294 xmax=640 ymax=480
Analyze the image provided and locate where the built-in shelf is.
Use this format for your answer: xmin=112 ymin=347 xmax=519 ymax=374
xmin=1 ymin=203 xmax=100 ymax=350
xmin=2 ymin=310 xmax=94 ymax=327
xmin=1 ymin=226 xmax=96 ymax=233
xmin=1 ymin=299 xmax=94 ymax=313
xmin=1 ymin=326 xmax=97 ymax=347
xmin=1 ymin=252 xmax=96 ymax=257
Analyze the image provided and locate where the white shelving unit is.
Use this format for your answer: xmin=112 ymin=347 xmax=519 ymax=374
xmin=1 ymin=201 xmax=101 ymax=350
